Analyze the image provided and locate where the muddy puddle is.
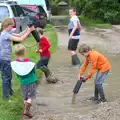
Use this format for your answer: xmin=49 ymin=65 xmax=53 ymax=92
xmin=30 ymin=27 xmax=120 ymax=120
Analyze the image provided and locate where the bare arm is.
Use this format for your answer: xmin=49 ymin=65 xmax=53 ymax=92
xmin=79 ymin=24 xmax=82 ymax=31
xmin=70 ymin=22 xmax=78 ymax=37
xmin=10 ymin=27 xmax=34 ymax=42
xmin=12 ymin=27 xmax=28 ymax=37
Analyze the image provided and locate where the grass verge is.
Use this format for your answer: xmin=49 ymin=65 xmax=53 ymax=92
xmin=0 ymin=24 xmax=58 ymax=120
xmin=52 ymin=15 xmax=112 ymax=28
xmin=78 ymin=16 xmax=112 ymax=28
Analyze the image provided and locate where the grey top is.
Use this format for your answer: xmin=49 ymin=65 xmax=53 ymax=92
xmin=0 ymin=31 xmax=12 ymax=60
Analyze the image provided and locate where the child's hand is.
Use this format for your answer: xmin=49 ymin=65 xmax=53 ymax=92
xmin=28 ymin=26 xmax=35 ymax=32
xmin=35 ymin=50 xmax=39 ymax=53
xmin=69 ymin=34 xmax=72 ymax=40
xmin=39 ymin=49 xmax=43 ymax=52
xmin=80 ymin=76 xmax=88 ymax=82
xmin=78 ymin=74 xmax=82 ymax=80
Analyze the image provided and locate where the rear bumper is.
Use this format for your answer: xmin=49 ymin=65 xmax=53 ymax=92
xmin=35 ymin=19 xmax=47 ymax=28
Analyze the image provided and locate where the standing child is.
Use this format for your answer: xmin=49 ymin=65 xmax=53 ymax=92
xmin=11 ymin=44 xmax=36 ymax=118
xmin=78 ymin=44 xmax=110 ymax=103
xmin=0 ymin=18 xmax=34 ymax=100
xmin=68 ymin=8 xmax=82 ymax=67
xmin=36 ymin=28 xmax=58 ymax=83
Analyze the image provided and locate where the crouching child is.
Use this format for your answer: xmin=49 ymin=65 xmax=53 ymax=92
xmin=78 ymin=44 xmax=110 ymax=103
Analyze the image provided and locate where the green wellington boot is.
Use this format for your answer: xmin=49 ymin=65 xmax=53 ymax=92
xmin=71 ymin=54 xmax=80 ymax=66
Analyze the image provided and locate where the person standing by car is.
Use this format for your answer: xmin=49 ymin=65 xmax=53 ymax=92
xmin=68 ymin=8 xmax=82 ymax=67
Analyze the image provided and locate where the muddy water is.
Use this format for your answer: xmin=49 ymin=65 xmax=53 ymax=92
xmin=31 ymin=27 xmax=120 ymax=120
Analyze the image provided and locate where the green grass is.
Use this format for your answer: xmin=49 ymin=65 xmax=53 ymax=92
xmin=57 ymin=15 xmax=112 ymax=27
xmin=0 ymin=24 xmax=58 ymax=120
xmin=79 ymin=16 xmax=112 ymax=27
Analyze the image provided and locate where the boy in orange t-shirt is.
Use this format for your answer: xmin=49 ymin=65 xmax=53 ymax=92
xmin=78 ymin=44 xmax=110 ymax=103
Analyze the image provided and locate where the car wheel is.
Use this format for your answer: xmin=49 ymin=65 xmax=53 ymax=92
xmin=20 ymin=27 xmax=22 ymax=32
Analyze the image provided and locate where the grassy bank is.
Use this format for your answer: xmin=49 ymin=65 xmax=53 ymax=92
xmin=79 ymin=16 xmax=112 ymax=27
xmin=0 ymin=24 xmax=58 ymax=120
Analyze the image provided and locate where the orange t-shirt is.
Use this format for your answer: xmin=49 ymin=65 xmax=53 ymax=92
xmin=79 ymin=50 xmax=110 ymax=79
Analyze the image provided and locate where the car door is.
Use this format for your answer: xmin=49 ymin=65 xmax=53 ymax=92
xmin=14 ymin=5 xmax=28 ymax=32
xmin=10 ymin=5 xmax=21 ymax=33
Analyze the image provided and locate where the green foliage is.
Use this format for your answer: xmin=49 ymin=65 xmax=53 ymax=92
xmin=51 ymin=5 xmax=59 ymax=15
xmin=50 ymin=0 xmax=69 ymax=4
xmin=78 ymin=16 xmax=111 ymax=27
xmin=44 ymin=24 xmax=58 ymax=54
xmin=69 ymin=0 xmax=87 ymax=15
xmin=69 ymin=0 xmax=120 ymax=23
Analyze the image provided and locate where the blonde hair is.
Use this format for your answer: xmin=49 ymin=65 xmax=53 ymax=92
xmin=1 ymin=18 xmax=13 ymax=29
xmin=79 ymin=44 xmax=91 ymax=54
xmin=36 ymin=28 xmax=44 ymax=35
xmin=14 ymin=44 xmax=26 ymax=56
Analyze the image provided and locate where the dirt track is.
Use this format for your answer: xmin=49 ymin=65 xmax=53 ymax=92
xmin=29 ymin=26 xmax=120 ymax=120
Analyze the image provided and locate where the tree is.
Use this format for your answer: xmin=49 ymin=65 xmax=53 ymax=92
xmin=69 ymin=0 xmax=120 ymax=22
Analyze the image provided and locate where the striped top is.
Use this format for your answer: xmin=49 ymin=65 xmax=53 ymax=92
xmin=68 ymin=15 xmax=80 ymax=39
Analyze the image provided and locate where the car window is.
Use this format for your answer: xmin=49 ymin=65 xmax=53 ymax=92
xmin=11 ymin=5 xmax=18 ymax=17
xmin=0 ymin=6 xmax=9 ymax=21
xmin=33 ymin=6 xmax=39 ymax=13
xmin=22 ymin=7 xmax=36 ymax=16
xmin=38 ymin=6 xmax=45 ymax=13
xmin=14 ymin=5 xmax=25 ymax=16
xmin=22 ymin=7 xmax=35 ymax=13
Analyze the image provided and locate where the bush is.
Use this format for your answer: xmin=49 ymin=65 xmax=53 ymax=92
xmin=51 ymin=5 xmax=59 ymax=15
xmin=70 ymin=0 xmax=120 ymax=23
xmin=78 ymin=16 xmax=111 ymax=27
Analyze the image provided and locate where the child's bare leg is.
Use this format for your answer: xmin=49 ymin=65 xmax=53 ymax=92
xmin=23 ymin=98 xmax=33 ymax=118
xmin=70 ymin=50 xmax=76 ymax=55
xmin=24 ymin=100 xmax=27 ymax=104
xmin=26 ymin=98 xmax=32 ymax=104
